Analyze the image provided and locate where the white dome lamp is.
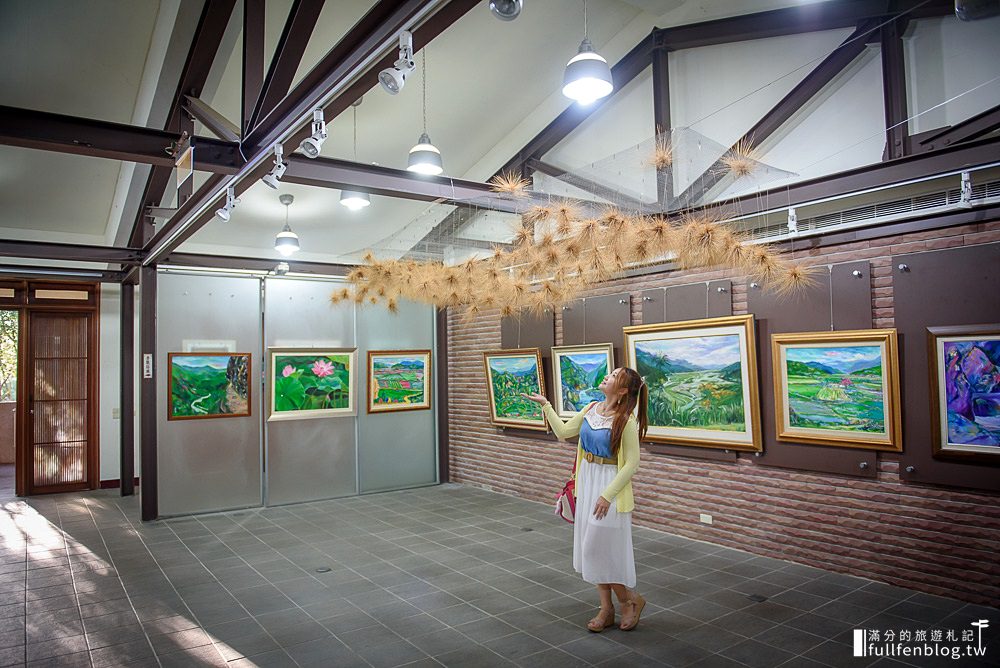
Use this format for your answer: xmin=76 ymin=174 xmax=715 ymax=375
xmin=274 ymin=194 xmax=300 ymax=257
xmin=562 ymin=0 xmax=613 ymax=106
xmin=406 ymin=50 xmax=444 ymax=176
xmin=340 ymin=99 xmax=371 ymax=210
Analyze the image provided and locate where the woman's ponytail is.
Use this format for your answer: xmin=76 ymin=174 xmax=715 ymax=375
xmin=637 ymin=380 xmax=649 ymax=441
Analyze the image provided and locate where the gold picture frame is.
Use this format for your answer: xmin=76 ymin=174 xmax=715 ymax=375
xmin=624 ymin=315 xmax=761 ymax=452
xmin=550 ymin=343 xmax=614 ymax=418
xmin=366 ymin=350 xmax=432 ymax=414
xmin=771 ymin=329 xmax=902 ymax=451
xmin=482 ymin=348 xmax=548 ymax=431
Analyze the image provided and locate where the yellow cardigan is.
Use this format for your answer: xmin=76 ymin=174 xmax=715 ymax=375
xmin=542 ymin=402 xmax=639 ymax=513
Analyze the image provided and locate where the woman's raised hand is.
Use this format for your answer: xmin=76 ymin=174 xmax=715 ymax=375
xmin=520 ymin=392 xmax=548 ymax=405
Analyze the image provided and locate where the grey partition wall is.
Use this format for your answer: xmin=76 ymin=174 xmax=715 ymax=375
xmin=263 ymin=277 xmax=358 ymax=505
xmin=357 ymin=298 xmax=437 ymax=493
xmin=156 ymin=272 xmax=263 ymax=516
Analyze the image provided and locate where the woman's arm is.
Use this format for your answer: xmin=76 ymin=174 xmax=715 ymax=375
xmin=600 ymin=416 xmax=640 ymax=502
xmin=541 ymin=402 xmax=592 ymax=441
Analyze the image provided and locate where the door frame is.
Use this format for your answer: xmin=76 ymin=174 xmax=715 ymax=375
xmin=2 ymin=281 xmax=101 ymax=496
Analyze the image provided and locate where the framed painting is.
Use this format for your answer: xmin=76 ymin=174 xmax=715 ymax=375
xmin=168 ymin=353 xmax=251 ymax=420
xmin=772 ymin=330 xmax=902 ymax=451
xmin=483 ymin=349 xmax=547 ymax=431
xmin=928 ymin=324 xmax=1000 ymax=464
xmin=367 ymin=350 xmax=432 ymax=413
xmin=269 ymin=348 xmax=357 ymax=421
xmin=551 ymin=343 xmax=613 ymax=417
xmin=624 ymin=315 xmax=761 ymax=451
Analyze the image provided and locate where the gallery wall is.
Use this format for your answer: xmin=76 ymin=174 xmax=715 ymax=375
xmin=154 ymin=271 xmax=437 ymax=517
xmin=446 ymin=219 xmax=1000 ymax=607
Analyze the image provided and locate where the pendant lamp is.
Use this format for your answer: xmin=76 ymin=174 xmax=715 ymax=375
xmin=562 ymin=0 xmax=613 ymax=106
xmin=407 ymin=50 xmax=444 ymax=175
xmin=274 ymin=194 xmax=300 ymax=256
xmin=341 ymin=101 xmax=371 ymax=210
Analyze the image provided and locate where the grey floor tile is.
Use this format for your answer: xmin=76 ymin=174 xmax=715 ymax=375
xmin=719 ymin=638 xmax=796 ymax=668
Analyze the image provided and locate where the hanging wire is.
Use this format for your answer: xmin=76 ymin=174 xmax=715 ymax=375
xmin=422 ymin=49 xmax=428 ymax=133
xmin=584 ymin=0 xmax=589 ymax=39
xmin=352 ymin=104 xmax=358 ymax=161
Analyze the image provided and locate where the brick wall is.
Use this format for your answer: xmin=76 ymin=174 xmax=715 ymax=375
xmin=446 ymin=220 xmax=1000 ymax=607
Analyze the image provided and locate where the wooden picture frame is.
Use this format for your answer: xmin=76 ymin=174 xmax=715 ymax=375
xmin=550 ymin=343 xmax=614 ymax=418
xmin=928 ymin=324 xmax=1000 ymax=464
xmin=367 ymin=350 xmax=433 ymax=414
xmin=269 ymin=348 xmax=357 ymax=421
xmin=483 ymin=348 xmax=548 ymax=431
xmin=772 ymin=330 xmax=902 ymax=451
xmin=168 ymin=352 xmax=252 ymax=421
xmin=624 ymin=315 xmax=761 ymax=452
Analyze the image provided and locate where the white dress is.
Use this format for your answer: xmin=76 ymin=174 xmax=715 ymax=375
xmin=573 ymin=410 xmax=637 ymax=588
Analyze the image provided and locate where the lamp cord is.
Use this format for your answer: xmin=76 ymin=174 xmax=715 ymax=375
xmin=584 ymin=0 xmax=588 ymax=40
xmin=422 ymin=49 xmax=428 ymax=133
xmin=353 ymin=104 xmax=358 ymax=161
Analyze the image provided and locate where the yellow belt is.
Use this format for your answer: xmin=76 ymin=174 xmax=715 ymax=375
xmin=582 ymin=451 xmax=615 ymax=465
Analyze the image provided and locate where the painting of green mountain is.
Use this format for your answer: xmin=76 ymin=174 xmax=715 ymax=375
xmin=486 ymin=355 xmax=543 ymax=423
xmin=273 ymin=352 xmax=353 ymax=416
xmin=558 ymin=352 xmax=608 ymax=412
xmin=370 ymin=352 xmax=430 ymax=411
xmin=635 ymin=334 xmax=745 ymax=431
xmin=169 ymin=354 xmax=250 ymax=419
xmin=784 ymin=345 xmax=886 ymax=433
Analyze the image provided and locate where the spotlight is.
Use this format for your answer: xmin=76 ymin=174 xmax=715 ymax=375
xmin=378 ymin=30 xmax=415 ymax=95
xmin=274 ymin=261 xmax=290 ymax=276
xmin=274 ymin=194 xmax=300 ymax=256
xmin=261 ymin=143 xmax=287 ymax=189
xmin=299 ymin=109 xmax=327 ymax=158
xmin=215 ymin=185 xmax=238 ymax=222
xmin=340 ymin=190 xmax=371 ymax=210
xmin=489 ymin=0 xmax=522 ymax=21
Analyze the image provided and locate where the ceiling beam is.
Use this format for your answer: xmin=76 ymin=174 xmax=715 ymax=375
xmin=651 ymin=46 xmax=671 ymax=206
xmin=0 ymin=106 xmax=241 ymax=172
xmin=183 ymin=96 xmax=241 ymax=143
xmin=880 ymin=14 xmax=909 ymax=160
xmin=912 ymin=103 xmax=1000 ymax=153
xmin=669 ymin=21 xmax=873 ymax=210
xmin=527 ymin=159 xmax=654 ymax=212
xmin=161 ymin=252 xmax=351 ymax=276
xmin=248 ymin=0 xmax=326 ymax=131
xmin=496 ymin=32 xmax=656 ymax=179
xmin=128 ymin=0 xmax=238 ymax=248
xmin=0 ymin=240 xmax=142 ymax=264
xmin=0 ymin=265 xmax=123 ymax=283
xmin=242 ymin=0 xmax=265 ymax=135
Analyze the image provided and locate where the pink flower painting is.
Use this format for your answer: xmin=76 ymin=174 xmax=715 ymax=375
xmin=282 ymin=365 xmax=295 ymax=377
xmin=311 ymin=359 xmax=335 ymax=377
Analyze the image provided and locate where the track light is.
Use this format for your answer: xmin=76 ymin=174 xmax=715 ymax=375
xmin=489 ymin=0 xmax=522 ymax=20
xmin=299 ymin=109 xmax=327 ymax=158
xmin=215 ymin=185 xmax=238 ymax=222
xmin=340 ymin=191 xmax=371 ymax=210
xmin=378 ymin=30 xmax=415 ymax=95
xmin=261 ymin=143 xmax=287 ymax=189
xmin=274 ymin=193 xmax=300 ymax=256
xmin=274 ymin=261 xmax=290 ymax=276
xmin=562 ymin=1 xmax=613 ymax=105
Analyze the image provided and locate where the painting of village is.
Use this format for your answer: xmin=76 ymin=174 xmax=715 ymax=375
xmin=368 ymin=350 xmax=431 ymax=413
xmin=483 ymin=349 xmax=547 ymax=430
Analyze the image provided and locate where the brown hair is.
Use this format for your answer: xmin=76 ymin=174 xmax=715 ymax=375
xmin=609 ymin=367 xmax=649 ymax=456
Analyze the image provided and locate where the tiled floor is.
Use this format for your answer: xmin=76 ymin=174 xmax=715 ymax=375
xmin=0 ymin=481 xmax=996 ymax=668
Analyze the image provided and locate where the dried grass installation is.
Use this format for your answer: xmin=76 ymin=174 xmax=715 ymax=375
xmin=721 ymin=136 xmax=761 ymax=178
xmin=333 ymin=202 xmax=809 ymax=317
xmin=644 ymin=133 xmax=674 ymax=171
xmin=488 ymin=170 xmax=531 ymax=198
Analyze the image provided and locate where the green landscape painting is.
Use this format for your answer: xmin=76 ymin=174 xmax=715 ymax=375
xmin=271 ymin=350 xmax=355 ymax=419
xmin=783 ymin=345 xmax=886 ymax=434
xmin=635 ymin=334 xmax=745 ymax=433
xmin=484 ymin=352 xmax=546 ymax=429
xmin=553 ymin=345 xmax=611 ymax=416
xmin=369 ymin=351 xmax=431 ymax=412
xmin=169 ymin=353 xmax=250 ymax=420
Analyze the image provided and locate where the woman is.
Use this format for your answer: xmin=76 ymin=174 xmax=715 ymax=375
xmin=523 ymin=367 xmax=648 ymax=632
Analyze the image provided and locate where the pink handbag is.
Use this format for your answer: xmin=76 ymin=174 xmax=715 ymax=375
xmin=554 ymin=456 xmax=578 ymax=523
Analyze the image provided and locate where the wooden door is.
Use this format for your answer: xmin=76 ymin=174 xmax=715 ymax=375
xmin=26 ymin=311 xmax=96 ymax=493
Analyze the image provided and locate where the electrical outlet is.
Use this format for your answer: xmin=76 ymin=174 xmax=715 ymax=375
xmin=112 ymin=408 xmax=120 ymax=419
xmin=699 ymin=513 xmax=713 ymax=525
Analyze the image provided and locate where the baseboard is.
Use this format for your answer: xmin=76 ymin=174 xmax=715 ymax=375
xmin=100 ymin=477 xmax=140 ymax=489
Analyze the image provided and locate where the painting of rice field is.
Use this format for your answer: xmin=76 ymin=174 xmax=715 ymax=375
xmin=168 ymin=353 xmax=251 ymax=420
xmin=624 ymin=316 xmax=761 ymax=451
xmin=483 ymin=349 xmax=547 ymax=430
xmin=772 ymin=330 xmax=901 ymax=450
xmin=929 ymin=325 xmax=1000 ymax=463
xmin=269 ymin=348 xmax=356 ymax=420
xmin=551 ymin=344 xmax=613 ymax=417
xmin=368 ymin=350 xmax=432 ymax=413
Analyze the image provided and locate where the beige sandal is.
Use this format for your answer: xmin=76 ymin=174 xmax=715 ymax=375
xmin=620 ymin=593 xmax=646 ymax=631
xmin=587 ymin=606 xmax=616 ymax=632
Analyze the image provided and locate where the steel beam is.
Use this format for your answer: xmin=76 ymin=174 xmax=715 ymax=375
xmin=670 ymin=23 xmax=872 ymax=210
xmin=528 ymin=159 xmax=653 ymax=211
xmin=0 ymin=265 xmax=123 ymax=282
xmin=0 ymin=106 xmax=241 ymax=172
xmin=880 ymin=15 xmax=909 ymax=160
xmin=651 ymin=46 xmax=672 ymax=206
xmin=184 ymin=96 xmax=241 ymax=143
xmin=242 ymin=0 xmax=265 ymax=134
xmin=120 ymin=282 xmax=135 ymax=496
xmin=0 ymin=239 xmax=142 ymax=264
xmin=161 ymin=252 xmax=351 ymax=276
xmin=139 ymin=266 xmax=157 ymax=521
xmin=249 ymin=0 xmax=326 ymax=131
xmin=913 ymin=104 xmax=1000 ymax=152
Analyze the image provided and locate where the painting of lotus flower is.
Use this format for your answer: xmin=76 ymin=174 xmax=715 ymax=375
xmin=772 ymin=330 xmax=901 ymax=451
xmin=929 ymin=325 xmax=1000 ymax=462
xmin=367 ymin=350 xmax=432 ymax=413
xmin=269 ymin=348 xmax=356 ymax=420
xmin=168 ymin=353 xmax=251 ymax=420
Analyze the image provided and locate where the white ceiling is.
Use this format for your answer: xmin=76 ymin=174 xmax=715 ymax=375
xmin=0 ymin=0 xmax=837 ymax=261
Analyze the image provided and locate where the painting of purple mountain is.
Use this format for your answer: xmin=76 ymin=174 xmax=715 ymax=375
xmin=942 ymin=338 xmax=1000 ymax=447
